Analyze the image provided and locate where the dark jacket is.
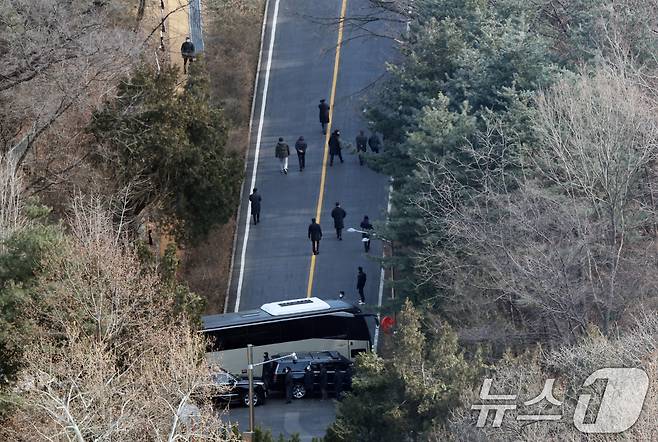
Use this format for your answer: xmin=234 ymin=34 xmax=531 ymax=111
xmin=275 ymin=142 xmax=290 ymax=158
xmin=331 ymin=207 xmax=346 ymax=229
xmin=319 ymin=367 xmax=328 ymax=389
xmin=295 ymin=139 xmax=307 ymax=155
xmin=308 ymin=222 xmax=323 ymax=241
xmin=319 ymin=102 xmax=330 ymax=123
xmin=304 ymin=367 xmax=314 ymax=392
xmin=249 ymin=192 xmax=261 ymax=212
xmin=181 ymin=41 xmax=195 ymax=56
xmin=360 ymin=219 xmax=373 ymax=238
xmin=357 ymin=271 xmax=367 ymax=289
xmin=284 ymin=370 xmax=293 ymax=387
xmin=356 ymin=134 xmax=368 ymax=152
xmin=328 ymin=132 xmax=341 ymax=154
xmin=368 ymin=134 xmax=381 ymax=152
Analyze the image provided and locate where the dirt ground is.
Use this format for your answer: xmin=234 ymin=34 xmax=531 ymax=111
xmin=179 ymin=0 xmax=265 ymax=314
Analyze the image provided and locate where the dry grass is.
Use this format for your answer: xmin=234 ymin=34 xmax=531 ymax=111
xmin=180 ymin=0 xmax=265 ymax=314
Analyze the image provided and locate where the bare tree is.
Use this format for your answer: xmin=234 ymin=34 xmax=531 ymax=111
xmin=412 ymin=67 xmax=658 ymax=348
xmin=0 ymin=197 xmax=238 ymax=441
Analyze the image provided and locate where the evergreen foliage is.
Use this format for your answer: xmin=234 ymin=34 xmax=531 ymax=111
xmin=91 ymin=62 xmax=242 ymax=242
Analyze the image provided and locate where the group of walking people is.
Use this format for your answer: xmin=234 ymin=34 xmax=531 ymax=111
xmin=247 ymin=99 xmax=384 ymax=305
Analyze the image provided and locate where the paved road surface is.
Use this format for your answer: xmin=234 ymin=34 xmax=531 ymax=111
xmin=222 ymin=0 xmax=396 ymax=438
xmin=222 ymin=399 xmax=337 ymax=441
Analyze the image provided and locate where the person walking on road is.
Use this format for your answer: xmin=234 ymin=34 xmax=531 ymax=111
xmin=319 ymin=99 xmax=330 ymax=134
xmin=308 ymin=218 xmax=323 ymax=255
xmin=295 ymin=136 xmax=307 ymax=171
xmin=319 ymin=366 xmax=328 ymax=400
xmin=357 ymin=266 xmax=367 ymax=304
xmin=331 ymin=202 xmax=346 ymax=240
xmin=368 ymin=132 xmax=382 ymax=153
xmin=275 ymin=137 xmax=290 ymax=174
xmin=356 ymin=130 xmax=368 ymax=166
xmin=181 ymin=37 xmax=195 ymax=74
xmin=329 ymin=130 xmax=343 ymax=166
xmin=284 ymin=367 xmax=294 ymax=404
xmin=360 ymin=215 xmax=373 ymax=252
xmin=248 ymin=188 xmax=261 ymax=225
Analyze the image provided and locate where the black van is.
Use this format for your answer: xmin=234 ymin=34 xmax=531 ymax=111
xmin=265 ymin=351 xmax=353 ymax=399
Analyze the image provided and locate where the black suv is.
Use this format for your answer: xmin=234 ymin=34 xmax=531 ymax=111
xmin=265 ymin=351 xmax=353 ymax=399
xmin=210 ymin=370 xmax=267 ymax=407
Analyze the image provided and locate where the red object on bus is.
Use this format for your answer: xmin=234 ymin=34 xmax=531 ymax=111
xmin=380 ymin=316 xmax=395 ymax=334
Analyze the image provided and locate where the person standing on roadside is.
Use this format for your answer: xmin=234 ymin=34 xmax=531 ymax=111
xmin=275 ymin=137 xmax=290 ymax=174
xmin=262 ymin=352 xmax=272 ymax=389
xmin=181 ymin=37 xmax=195 ymax=74
xmin=357 ymin=267 xmax=367 ymax=305
xmin=304 ymin=365 xmax=314 ymax=397
xmin=360 ymin=215 xmax=373 ymax=252
xmin=308 ymin=218 xmax=323 ymax=255
xmin=356 ymin=130 xmax=368 ymax=166
xmin=368 ymin=132 xmax=381 ymax=153
xmin=319 ymin=99 xmax=330 ymax=134
xmin=320 ymin=366 xmax=328 ymax=400
xmin=284 ymin=367 xmax=294 ymax=404
xmin=248 ymin=188 xmax=261 ymax=225
xmin=331 ymin=202 xmax=346 ymax=240
xmin=329 ymin=129 xmax=343 ymax=166
xmin=295 ymin=136 xmax=307 ymax=171
xmin=334 ymin=369 xmax=345 ymax=400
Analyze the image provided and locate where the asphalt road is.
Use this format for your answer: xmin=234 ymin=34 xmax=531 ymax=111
xmin=222 ymin=0 xmax=396 ymax=438
xmin=221 ymin=398 xmax=337 ymax=441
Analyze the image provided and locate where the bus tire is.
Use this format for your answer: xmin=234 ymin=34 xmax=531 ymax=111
xmin=292 ymin=384 xmax=306 ymax=399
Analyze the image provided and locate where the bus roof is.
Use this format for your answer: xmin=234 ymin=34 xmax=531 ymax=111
xmin=202 ymin=297 xmax=361 ymax=331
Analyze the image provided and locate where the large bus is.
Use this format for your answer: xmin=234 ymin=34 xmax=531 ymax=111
xmin=202 ymin=297 xmax=374 ymax=376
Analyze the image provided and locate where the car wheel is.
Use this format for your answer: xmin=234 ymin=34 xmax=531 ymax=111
xmin=242 ymin=392 xmax=261 ymax=407
xmin=292 ymin=384 xmax=306 ymax=399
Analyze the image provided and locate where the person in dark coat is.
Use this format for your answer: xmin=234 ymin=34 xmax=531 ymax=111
xmin=356 ymin=130 xmax=368 ymax=166
xmin=304 ymin=365 xmax=314 ymax=397
xmin=334 ymin=369 xmax=345 ymax=400
xmin=275 ymin=137 xmax=290 ymax=174
xmin=248 ymin=188 xmax=261 ymax=225
xmin=295 ymin=136 xmax=307 ymax=171
xmin=308 ymin=218 xmax=322 ymax=255
xmin=319 ymin=366 xmax=328 ymax=400
xmin=262 ymin=352 xmax=272 ymax=389
xmin=318 ymin=99 xmax=330 ymax=134
xmin=284 ymin=367 xmax=294 ymax=403
xmin=181 ymin=37 xmax=195 ymax=74
xmin=368 ymin=132 xmax=382 ymax=153
xmin=330 ymin=202 xmax=346 ymax=240
xmin=357 ymin=266 xmax=367 ymax=304
xmin=360 ymin=215 xmax=373 ymax=252
xmin=328 ymin=130 xmax=343 ymax=166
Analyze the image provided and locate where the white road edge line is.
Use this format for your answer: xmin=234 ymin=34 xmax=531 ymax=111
xmin=224 ymin=0 xmax=272 ymax=314
xmin=373 ymin=181 xmax=393 ymax=353
xmin=234 ymin=0 xmax=281 ymax=313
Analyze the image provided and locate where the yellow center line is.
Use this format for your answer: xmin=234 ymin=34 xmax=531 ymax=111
xmin=307 ymin=0 xmax=348 ymax=298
